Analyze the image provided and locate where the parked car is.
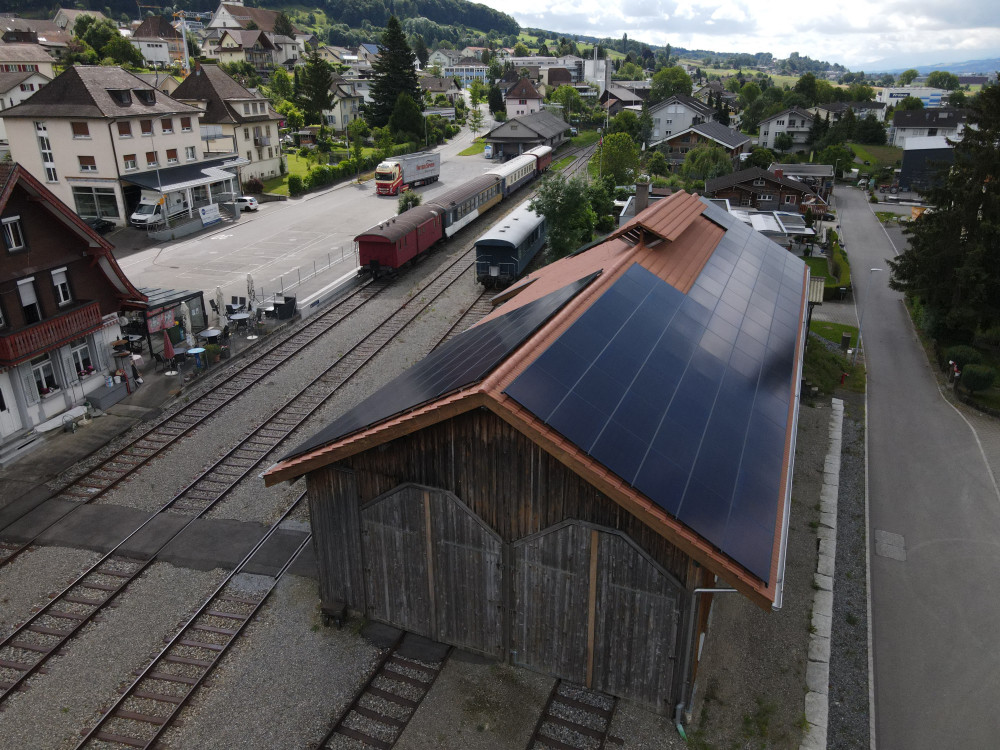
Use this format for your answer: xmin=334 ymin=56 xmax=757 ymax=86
xmin=84 ymin=216 xmax=115 ymax=234
xmin=234 ymin=196 xmax=259 ymax=212
xmin=820 ymin=213 xmax=836 ymax=222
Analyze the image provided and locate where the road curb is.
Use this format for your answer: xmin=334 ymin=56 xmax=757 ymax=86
xmin=800 ymin=396 xmax=844 ymax=750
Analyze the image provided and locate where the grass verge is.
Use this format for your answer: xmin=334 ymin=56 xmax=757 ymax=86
xmin=552 ymin=156 xmax=575 ymax=171
xmin=803 ymin=338 xmax=866 ymax=394
xmin=459 ymin=138 xmax=486 ymax=156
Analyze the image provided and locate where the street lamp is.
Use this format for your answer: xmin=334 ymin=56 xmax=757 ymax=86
xmin=853 ymin=268 xmax=883 ymax=366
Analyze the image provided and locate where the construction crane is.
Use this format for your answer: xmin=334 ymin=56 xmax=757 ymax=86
xmin=173 ymin=10 xmax=213 ymax=75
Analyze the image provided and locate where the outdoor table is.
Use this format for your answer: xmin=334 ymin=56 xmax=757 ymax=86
xmin=229 ymin=313 xmax=250 ymax=334
xmin=187 ymin=346 xmax=206 ymax=368
xmin=199 ymin=328 xmax=221 ymax=343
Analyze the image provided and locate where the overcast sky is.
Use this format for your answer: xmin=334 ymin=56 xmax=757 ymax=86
xmin=476 ymin=0 xmax=1000 ymax=69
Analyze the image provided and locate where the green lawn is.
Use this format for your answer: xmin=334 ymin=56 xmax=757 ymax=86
xmin=570 ymin=131 xmax=600 ymax=148
xmin=848 ymin=143 xmax=903 ymax=167
xmin=803 ymin=256 xmax=831 ymax=282
xmin=459 ymin=138 xmax=486 ymax=156
xmin=803 ymin=338 xmax=866 ymax=394
xmin=262 ymin=153 xmax=310 ymax=196
xmin=811 ymin=319 xmax=858 ymax=348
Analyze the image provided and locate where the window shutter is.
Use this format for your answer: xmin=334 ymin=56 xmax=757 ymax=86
xmin=20 ymin=368 xmax=38 ymax=405
xmin=71 ymin=121 xmax=90 ymax=137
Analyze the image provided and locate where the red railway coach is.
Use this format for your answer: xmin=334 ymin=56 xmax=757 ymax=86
xmin=524 ymin=144 xmax=553 ymax=174
xmin=355 ymin=205 xmax=444 ymax=277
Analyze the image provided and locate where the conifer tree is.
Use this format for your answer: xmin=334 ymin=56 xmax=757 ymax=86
xmin=368 ymin=16 xmax=421 ymax=128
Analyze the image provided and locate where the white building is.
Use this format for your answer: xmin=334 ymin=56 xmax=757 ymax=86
xmin=0 ymin=70 xmax=51 ymax=156
xmin=876 ymin=86 xmax=948 ymax=108
xmin=758 ymin=107 xmax=814 ymax=153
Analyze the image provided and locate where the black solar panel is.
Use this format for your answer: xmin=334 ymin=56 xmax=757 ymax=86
xmin=281 ymin=273 xmax=600 ymax=462
xmin=505 ymin=226 xmax=804 ymax=582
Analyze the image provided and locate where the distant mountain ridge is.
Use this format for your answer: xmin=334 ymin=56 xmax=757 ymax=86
xmin=863 ymin=56 xmax=1000 ymax=76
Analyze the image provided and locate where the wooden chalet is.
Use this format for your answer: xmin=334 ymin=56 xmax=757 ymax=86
xmin=705 ymin=167 xmax=827 ymax=215
xmin=264 ymin=192 xmax=809 ymax=714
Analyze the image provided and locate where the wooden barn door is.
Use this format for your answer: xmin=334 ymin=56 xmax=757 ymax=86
xmin=591 ymin=531 xmax=685 ymax=709
xmin=361 ymin=486 xmax=431 ymax=635
xmin=361 ymin=485 xmax=503 ymax=657
xmin=511 ymin=522 xmax=591 ymax=684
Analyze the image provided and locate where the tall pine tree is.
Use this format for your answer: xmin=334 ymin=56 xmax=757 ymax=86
xmin=368 ymin=16 xmax=421 ymax=128
xmin=300 ymin=51 xmax=333 ymax=125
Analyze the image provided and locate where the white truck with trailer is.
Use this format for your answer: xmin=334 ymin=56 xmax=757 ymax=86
xmin=374 ymin=153 xmax=441 ymax=196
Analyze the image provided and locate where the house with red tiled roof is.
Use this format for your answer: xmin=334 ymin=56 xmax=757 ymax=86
xmin=0 ymin=162 xmax=146 ymax=459
xmin=505 ymin=77 xmax=542 ymax=118
xmin=264 ymin=191 xmax=809 ymax=714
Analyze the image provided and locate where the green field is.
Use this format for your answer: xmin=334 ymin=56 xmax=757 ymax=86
xmin=849 ymin=143 xmax=903 ymax=167
xmin=262 ymin=153 xmax=310 ymax=196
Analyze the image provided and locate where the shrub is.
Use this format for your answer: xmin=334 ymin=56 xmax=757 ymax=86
xmin=961 ymin=364 xmax=996 ymax=394
xmin=944 ymin=345 xmax=983 ymax=370
xmin=288 ymin=175 xmax=304 ymax=197
xmin=244 ymin=176 xmax=264 ymax=194
xmin=975 ymin=326 xmax=1000 ymax=349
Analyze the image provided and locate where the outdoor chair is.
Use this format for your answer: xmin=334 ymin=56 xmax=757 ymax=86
xmin=152 ymin=352 xmax=167 ymax=372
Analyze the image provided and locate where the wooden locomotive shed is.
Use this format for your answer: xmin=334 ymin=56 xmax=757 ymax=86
xmin=265 ymin=192 xmax=810 ymax=713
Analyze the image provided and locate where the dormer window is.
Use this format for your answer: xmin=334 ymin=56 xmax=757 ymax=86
xmin=108 ymin=89 xmax=132 ymax=106
xmin=135 ymin=89 xmax=156 ymax=105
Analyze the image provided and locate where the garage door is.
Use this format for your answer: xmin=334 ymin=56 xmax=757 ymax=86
xmin=361 ymin=485 xmax=503 ymax=657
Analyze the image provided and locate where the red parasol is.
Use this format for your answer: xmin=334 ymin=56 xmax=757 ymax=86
xmin=163 ymin=329 xmax=175 ymax=361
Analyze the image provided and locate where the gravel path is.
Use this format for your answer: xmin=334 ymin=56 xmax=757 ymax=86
xmin=0 ymin=560 xmax=225 ymax=750
xmin=157 ymin=575 xmax=381 ymax=750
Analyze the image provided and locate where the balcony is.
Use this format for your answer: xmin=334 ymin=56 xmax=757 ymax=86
xmin=0 ymin=300 xmax=103 ymax=366
xmin=254 ymin=135 xmax=271 ymax=147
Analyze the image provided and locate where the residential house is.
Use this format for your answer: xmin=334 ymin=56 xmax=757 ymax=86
xmin=443 ymin=57 xmax=488 ymax=87
xmin=704 ymin=167 xmax=826 ymax=214
xmin=321 ymin=74 xmax=363 ymax=133
xmin=318 ymin=45 xmax=357 ymax=70
xmin=344 ymin=75 xmax=372 ymax=104
xmin=460 ymin=45 xmax=488 ymax=60
xmin=888 ymin=107 xmax=966 ymax=148
xmin=757 ymin=108 xmax=814 ymax=153
xmin=767 ymin=163 xmax=835 ymax=201
xmin=171 ymin=63 xmax=282 ymax=182
xmin=693 ymin=80 xmax=725 ymax=103
xmin=876 ymin=86 xmax=946 ymax=108
xmin=130 ymin=15 xmax=185 ymax=68
xmin=0 ymin=43 xmax=56 ymax=78
xmin=541 ymin=67 xmax=572 ymax=92
xmin=505 ymin=77 xmax=543 ymax=118
xmin=653 ymin=121 xmax=749 ymax=169
xmin=0 ymin=69 xmax=51 ymax=157
xmin=208 ymin=3 xmax=297 ymax=34
xmin=0 ymin=162 xmax=147 ymax=456
xmin=270 ymin=34 xmax=299 ymax=68
xmin=1 ymin=65 xmax=232 ymax=227
xmin=483 ymin=110 xmax=567 ymax=159
xmin=357 ymin=43 xmax=380 ymax=65
xmin=133 ymin=71 xmax=180 ymax=96
xmin=810 ymin=100 xmax=887 ymax=124
xmin=215 ymin=29 xmax=276 ymax=74
xmin=507 ymin=55 xmax=584 ymax=82
xmin=262 ymin=192 xmax=808 ymax=712
xmin=53 ymin=7 xmax=106 ymax=30
xmin=599 ymin=83 xmax=646 ymax=116
xmin=427 ymin=48 xmax=463 ymax=69
xmin=0 ymin=22 xmax=70 ymax=59
xmin=646 ymin=94 xmax=717 ymax=142
xmin=419 ymin=75 xmax=461 ymax=104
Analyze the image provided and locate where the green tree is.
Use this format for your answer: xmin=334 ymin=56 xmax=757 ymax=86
xmin=746 ymin=147 xmax=776 ymax=169
xmin=469 ymin=79 xmax=487 ymax=107
xmin=600 ymin=132 xmax=639 ymax=184
xmin=549 ymin=85 xmax=582 ymax=122
xmin=529 ymin=174 xmax=597 ymax=258
xmin=277 ymin=100 xmax=304 ymax=132
xmin=398 ymin=190 xmax=422 ymax=213
xmin=468 ymin=107 xmax=484 ymax=135
xmin=273 ymin=11 xmax=294 ymax=38
xmin=681 ymin=145 xmax=733 ymax=182
xmin=268 ymin=67 xmax=293 ymax=104
xmin=649 ymin=66 xmax=693 ymax=103
xmin=896 ymin=96 xmax=924 ymax=111
xmin=927 ymin=70 xmax=960 ymax=90
xmin=372 ymin=126 xmax=394 ymax=160
xmin=773 ymin=132 xmax=794 ymax=152
xmin=347 ymin=117 xmax=369 ymax=167
xmin=609 ymin=110 xmax=640 ymax=141
xmin=300 ymin=51 xmax=333 ymax=125
xmin=948 ymin=90 xmax=967 ymax=107
xmin=104 ymin=34 xmax=143 ymax=66
xmin=853 ymin=115 xmax=887 ymax=145
xmin=514 ymin=41 xmax=529 ymax=57
xmin=412 ymin=35 xmax=429 ymax=69
xmin=637 ymin=106 xmax=653 ymax=146
xmin=647 ymin=150 xmax=669 ymax=176
xmin=78 ymin=18 xmax=119 ymax=54
xmin=368 ymin=16 xmax=421 ymax=128
xmin=613 ymin=61 xmax=644 ymax=80
xmin=847 ymin=83 xmax=875 ymax=102
xmin=793 ymin=72 xmax=818 ymax=105
xmin=739 ymin=81 xmax=761 ymax=105
xmin=388 ymin=92 xmax=424 ymax=142
xmin=888 ymin=83 xmax=1000 ymax=338
xmin=897 ymin=69 xmax=919 ymax=85
xmin=818 ymin=144 xmax=855 ymax=178
xmin=488 ymin=85 xmax=504 ymax=115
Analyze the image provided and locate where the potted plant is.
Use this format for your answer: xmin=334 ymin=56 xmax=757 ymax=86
xmin=204 ymin=343 xmax=223 ymax=363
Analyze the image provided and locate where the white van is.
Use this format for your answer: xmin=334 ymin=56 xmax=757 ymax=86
xmin=130 ymin=190 xmax=189 ymax=227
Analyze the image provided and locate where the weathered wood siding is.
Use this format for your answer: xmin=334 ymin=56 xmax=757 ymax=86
xmin=592 ymin=531 xmax=684 ymax=707
xmin=362 ymin=485 xmax=432 ymax=634
xmin=306 ymin=469 xmax=364 ymax=609
xmin=337 ymin=408 xmax=691 ymax=586
xmin=512 ymin=522 xmax=590 ymax=683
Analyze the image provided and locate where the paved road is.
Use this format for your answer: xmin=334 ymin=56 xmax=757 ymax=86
xmin=109 ymin=119 xmax=490 ymax=310
xmin=838 ymin=187 xmax=1000 ymax=747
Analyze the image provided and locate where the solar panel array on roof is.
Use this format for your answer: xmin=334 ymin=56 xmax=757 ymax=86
xmin=505 ymin=226 xmax=805 ymax=582
xmin=281 ymin=273 xmax=601 ymax=462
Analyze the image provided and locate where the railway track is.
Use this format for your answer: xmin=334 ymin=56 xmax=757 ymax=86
xmin=0 ymin=234 xmax=482 ymax=708
xmin=74 ymin=492 xmax=311 ymax=749
xmin=528 ymin=681 xmax=620 ymax=750
xmin=317 ymin=634 xmax=451 ymax=750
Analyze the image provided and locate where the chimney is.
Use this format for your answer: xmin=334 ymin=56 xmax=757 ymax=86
xmin=774 ymin=169 xmax=783 ymax=179
xmin=635 ymin=181 xmax=649 ymax=214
